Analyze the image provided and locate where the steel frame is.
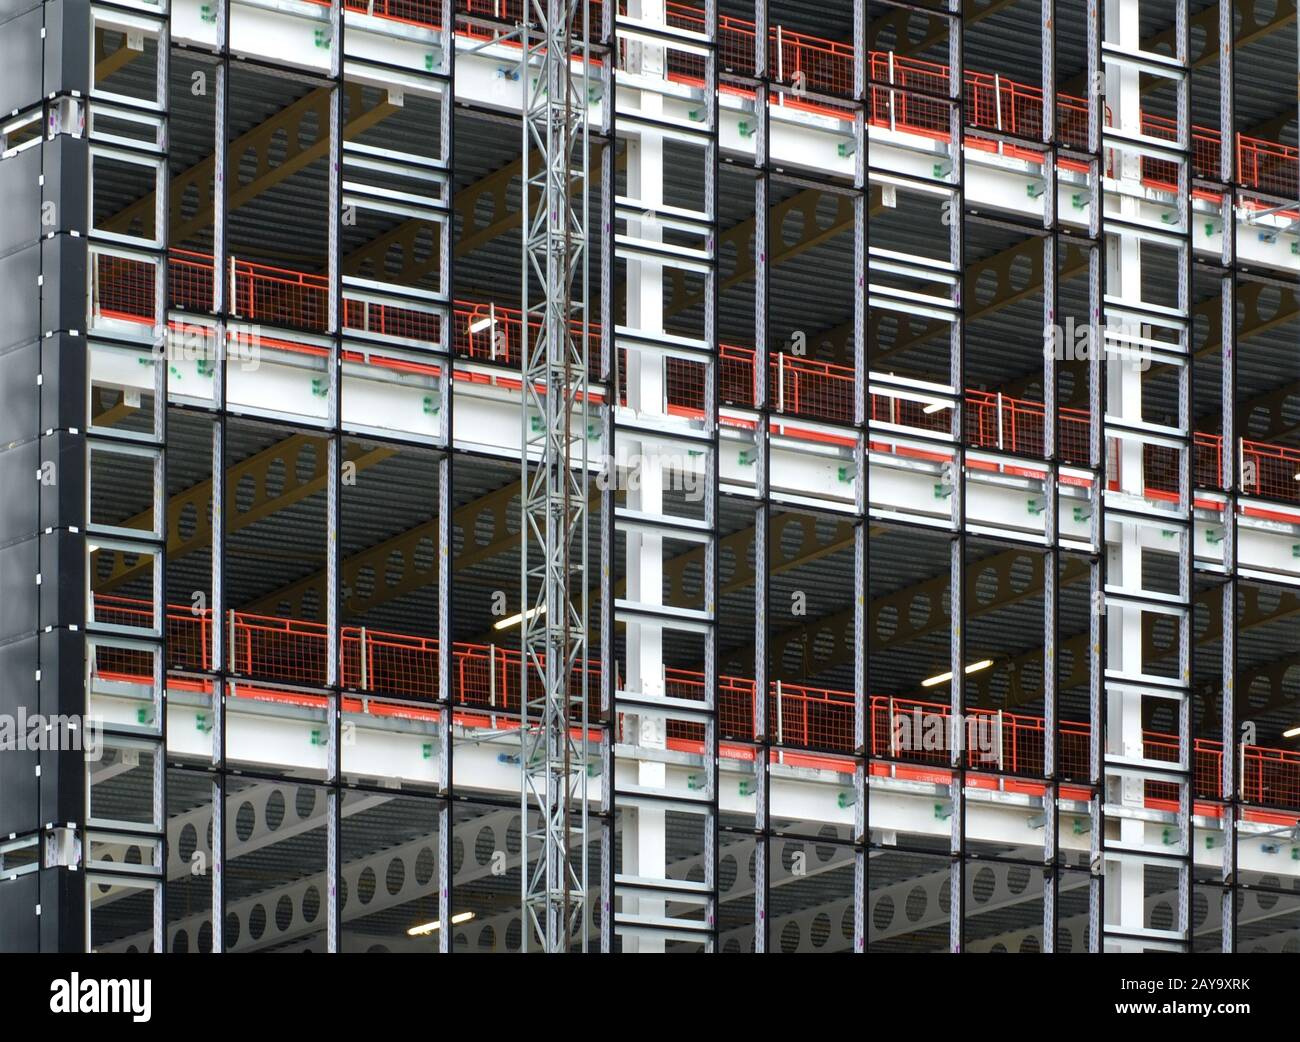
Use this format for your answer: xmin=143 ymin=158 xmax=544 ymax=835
xmin=518 ymin=0 xmax=594 ymax=953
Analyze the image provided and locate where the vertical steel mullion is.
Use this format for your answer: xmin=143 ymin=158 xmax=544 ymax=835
xmin=210 ymin=0 xmax=232 ymax=953
xmin=704 ymin=0 xmax=721 ymax=954
xmin=947 ymin=0 xmax=966 ymax=955
xmin=852 ymin=0 xmax=867 ymax=957
xmin=151 ymin=10 xmax=172 ymax=956
xmin=752 ymin=0 xmax=771 ymax=953
xmin=1178 ymin=0 xmax=1194 ymax=949
xmin=324 ymin=2 xmax=345 ymax=954
xmin=437 ymin=0 xmax=456 ymax=956
xmin=597 ymin=3 xmax=615 ymax=949
xmin=1217 ymin=0 xmax=1239 ymax=956
xmin=1040 ymin=0 xmax=1059 ymax=955
xmin=1084 ymin=0 xmax=1104 ymax=953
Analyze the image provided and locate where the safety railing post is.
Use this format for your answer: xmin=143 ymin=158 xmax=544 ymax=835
xmin=887 ymin=51 xmax=896 ymax=132
xmin=775 ymin=679 xmax=784 ymax=763
xmin=359 ymin=626 xmax=368 ymax=690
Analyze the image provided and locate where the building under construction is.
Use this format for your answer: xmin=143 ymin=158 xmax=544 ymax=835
xmin=0 ymin=0 xmax=1297 ymax=953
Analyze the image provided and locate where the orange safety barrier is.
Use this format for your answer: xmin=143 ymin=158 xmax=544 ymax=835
xmin=263 ymin=0 xmax=1299 ymax=196
xmin=92 ymin=248 xmax=1300 ymax=509
xmin=89 ymin=594 xmax=1300 ymax=811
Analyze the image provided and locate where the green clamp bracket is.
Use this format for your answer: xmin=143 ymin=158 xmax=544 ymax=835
xmin=1292 ymin=544 xmax=1300 ymax=559
xmin=195 ymin=713 xmax=213 ymax=734
xmin=837 ymin=465 xmax=854 ymax=484
xmin=199 ymin=3 xmax=217 ymax=21
xmin=738 ymin=779 xmax=755 ymax=797
xmin=1071 ymin=192 xmax=1086 ymax=210
xmin=933 ymin=801 xmax=953 ymax=821
xmin=933 ymin=483 xmax=953 ymax=500
xmin=1026 ymin=498 xmax=1045 ymax=516
xmin=422 ymin=396 xmax=440 ymax=416
xmin=1072 ymin=506 xmax=1092 ymax=523
xmin=313 ymin=28 xmax=331 ymax=49
xmin=1072 ymin=817 xmax=1090 ymax=835
xmin=738 ymin=449 xmax=756 ymax=467
xmin=837 ymin=791 xmax=856 ymax=809
xmin=737 ymin=120 xmax=756 ymax=139
xmin=1204 ymin=221 xmax=1217 ymax=237
xmin=422 ymin=743 xmax=433 ymax=760
xmin=310 ymin=729 xmax=325 ymax=746
xmin=1206 ymin=528 xmax=1223 ymax=545
xmin=197 ymin=358 xmax=214 ymax=378
xmin=837 ymin=140 xmax=857 ymax=158
xmin=1025 ymin=181 xmax=1045 ymax=199
xmin=687 ymin=773 xmax=705 ymax=791
xmin=311 ymin=378 xmax=329 ymax=398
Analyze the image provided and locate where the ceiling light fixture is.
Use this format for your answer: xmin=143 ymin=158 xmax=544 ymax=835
xmin=921 ymin=658 xmax=994 ymax=688
xmin=407 ymin=911 xmax=475 ymax=937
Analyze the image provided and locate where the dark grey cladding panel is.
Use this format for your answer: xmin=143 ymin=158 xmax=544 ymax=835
xmin=40 ymin=860 xmax=85 ymax=952
xmin=0 ymin=5 xmax=42 ymax=115
xmin=43 ymin=134 xmax=89 ymax=231
xmin=0 ymin=870 xmax=40 ymax=953
xmin=0 ymin=533 xmax=38 ymax=644
xmin=39 ymin=527 xmax=85 ymax=631
xmin=41 ymin=334 xmax=88 ymax=431
xmin=0 ymin=635 xmax=39 ymax=837
xmin=43 ymin=0 xmax=91 ymax=98
xmin=0 ymin=438 xmax=39 ymax=547
xmin=38 ymin=430 xmax=86 ymax=529
xmin=0 ymin=146 xmax=41 ymax=255
xmin=38 ymin=627 xmax=87 ymax=824
xmin=0 ymin=0 xmax=40 ymax=27
xmin=0 ymin=340 xmax=40 ymax=447
xmin=0 ymin=246 xmax=40 ymax=352
xmin=40 ymin=234 xmax=88 ymax=337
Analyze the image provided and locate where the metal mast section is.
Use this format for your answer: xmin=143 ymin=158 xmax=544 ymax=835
xmin=519 ymin=0 xmax=592 ymax=952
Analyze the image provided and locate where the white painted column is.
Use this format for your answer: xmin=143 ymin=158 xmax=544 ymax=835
xmin=1103 ymin=0 xmax=1146 ymax=940
xmin=621 ymin=0 xmax=667 ymax=952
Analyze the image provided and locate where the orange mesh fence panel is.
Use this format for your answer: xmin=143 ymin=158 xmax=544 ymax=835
xmin=341 ymin=627 xmax=440 ymax=700
xmin=665 ymin=356 xmax=706 ymax=413
xmin=1243 ymin=746 xmax=1300 ymax=808
xmin=769 ymin=682 xmax=854 ymax=750
xmin=1242 ymin=440 xmax=1300 ymax=504
xmin=169 ymin=249 xmax=215 ymax=312
xmin=1058 ymin=408 xmax=1091 ymax=465
xmin=1058 ymin=720 xmax=1092 ymax=781
xmin=233 ymin=259 xmax=329 ymax=331
xmin=770 ymin=355 xmax=854 ymax=424
xmin=86 ymin=581 xmax=1300 ymax=809
xmin=1057 ymin=94 xmax=1090 ymax=150
xmin=1195 ymin=433 xmax=1223 ymax=491
xmin=344 ymin=298 xmax=444 ymax=346
xmin=344 ymin=0 xmax=441 ymax=29
xmin=1194 ymin=741 xmax=1222 ymax=799
xmin=1238 ymin=135 xmax=1299 ymax=199
xmin=231 ymin=612 xmax=330 ymax=686
xmin=96 ymin=252 xmax=156 ymax=323
xmin=720 ymin=345 xmax=756 ymax=407
xmin=165 ymin=606 xmax=211 ymax=672
xmin=91 ymin=592 xmax=158 ymax=632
